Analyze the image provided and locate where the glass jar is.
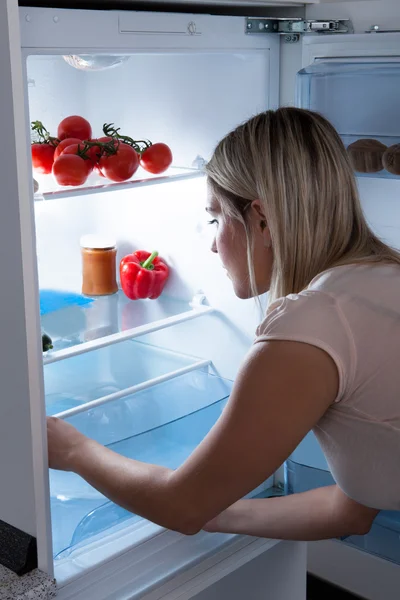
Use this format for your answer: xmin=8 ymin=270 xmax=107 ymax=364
xmin=80 ymin=235 xmax=118 ymax=296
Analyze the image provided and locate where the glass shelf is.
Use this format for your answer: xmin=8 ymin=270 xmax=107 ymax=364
xmin=34 ymin=166 xmax=203 ymax=201
xmin=44 ymin=339 xmax=208 ymax=417
xmin=41 ymin=290 xmax=212 ymax=364
xmin=50 ymin=369 xmax=233 ymax=559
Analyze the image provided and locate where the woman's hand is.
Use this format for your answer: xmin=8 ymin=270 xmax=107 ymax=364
xmin=47 ymin=416 xmax=89 ymax=471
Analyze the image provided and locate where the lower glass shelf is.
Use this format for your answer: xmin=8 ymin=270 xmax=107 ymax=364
xmin=50 ymin=370 xmax=233 ymax=559
xmin=285 ymin=459 xmax=400 ymax=566
xmin=41 ymin=289 xmax=211 ymax=364
xmin=44 ymin=339 xmax=204 ymax=417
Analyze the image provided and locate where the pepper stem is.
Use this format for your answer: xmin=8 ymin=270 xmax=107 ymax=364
xmin=142 ymin=251 xmax=158 ymax=269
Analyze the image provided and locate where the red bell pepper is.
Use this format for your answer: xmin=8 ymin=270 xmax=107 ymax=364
xmin=120 ymin=250 xmax=169 ymax=300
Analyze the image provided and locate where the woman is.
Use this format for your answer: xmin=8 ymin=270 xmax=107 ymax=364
xmin=47 ymin=108 xmax=400 ymax=541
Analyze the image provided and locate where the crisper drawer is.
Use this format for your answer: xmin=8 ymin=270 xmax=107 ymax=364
xmin=50 ymin=369 xmax=233 ymax=560
xmin=297 ymin=61 xmax=400 ymax=179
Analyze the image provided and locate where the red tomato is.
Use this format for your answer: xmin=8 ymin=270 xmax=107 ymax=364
xmin=31 ymin=143 xmax=55 ymax=175
xmin=57 ymin=116 xmax=92 ymax=141
xmin=62 ymin=143 xmax=94 ymax=174
xmin=53 ymin=154 xmax=89 ymax=186
xmin=54 ymin=137 xmax=82 ymax=160
xmin=140 ymin=143 xmax=173 ymax=175
xmin=98 ymin=143 xmax=139 ymax=182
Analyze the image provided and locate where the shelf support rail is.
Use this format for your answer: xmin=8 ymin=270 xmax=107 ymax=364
xmin=53 ymin=359 xmax=212 ymax=420
xmin=44 ymin=305 xmax=214 ymax=366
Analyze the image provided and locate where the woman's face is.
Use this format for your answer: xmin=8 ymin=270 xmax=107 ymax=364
xmin=206 ymin=190 xmax=273 ymax=299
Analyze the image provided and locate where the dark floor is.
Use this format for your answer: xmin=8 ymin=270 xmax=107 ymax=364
xmin=307 ymin=575 xmax=361 ymax=600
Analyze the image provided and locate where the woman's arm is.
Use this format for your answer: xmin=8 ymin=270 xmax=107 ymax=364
xmin=47 ymin=339 xmax=338 ymax=535
xmin=204 ymin=485 xmax=379 ymax=540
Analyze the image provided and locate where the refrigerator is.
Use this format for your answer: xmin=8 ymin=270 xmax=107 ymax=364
xmin=0 ymin=0 xmax=399 ymax=598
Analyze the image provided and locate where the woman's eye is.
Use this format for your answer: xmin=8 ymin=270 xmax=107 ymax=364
xmin=208 ymin=219 xmax=218 ymax=226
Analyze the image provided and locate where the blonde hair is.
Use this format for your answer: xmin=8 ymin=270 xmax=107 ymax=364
xmin=206 ymin=107 xmax=400 ymax=303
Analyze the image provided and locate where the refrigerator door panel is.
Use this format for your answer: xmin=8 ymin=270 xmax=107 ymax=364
xmin=292 ymin=30 xmax=400 ymax=590
xmin=297 ymin=59 xmax=400 ymax=180
xmin=0 ymin=0 xmax=53 ymax=574
xmin=292 ymin=34 xmax=400 ymax=476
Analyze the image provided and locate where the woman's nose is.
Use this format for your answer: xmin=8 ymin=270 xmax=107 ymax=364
xmin=211 ymin=237 xmax=217 ymax=254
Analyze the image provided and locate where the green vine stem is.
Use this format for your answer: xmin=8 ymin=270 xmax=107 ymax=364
xmin=103 ymin=123 xmax=152 ymax=155
xmin=31 ymin=120 xmax=59 ymax=147
xmin=74 ymin=139 xmax=119 ymax=161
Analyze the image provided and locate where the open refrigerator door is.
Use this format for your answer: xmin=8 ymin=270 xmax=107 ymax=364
xmin=285 ymin=13 xmax=400 ymax=598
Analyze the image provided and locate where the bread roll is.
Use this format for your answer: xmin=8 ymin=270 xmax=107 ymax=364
xmin=347 ymin=139 xmax=387 ymax=173
xmin=383 ymin=144 xmax=400 ymax=176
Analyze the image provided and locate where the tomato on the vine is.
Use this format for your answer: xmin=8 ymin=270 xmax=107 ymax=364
xmin=62 ymin=143 xmax=94 ymax=175
xmin=54 ymin=137 xmax=82 ymax=160
xmin=31 ymin=143 xmax=56 ymax=175
xmin=98 ymin=143 xmax=139 ymax=182
xmin=53 ymin=154 xmax=89 ymax=186
xmin=87 ymin=137 xmax=114 ymax=171
xmin=140 ymin=143 xmax=172 ymax=175
xmin=57 ymin=116 xmax=92 ymax=142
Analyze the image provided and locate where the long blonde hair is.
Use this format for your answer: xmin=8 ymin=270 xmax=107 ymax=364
xmin=206 ymin=107 xmax=400 ymax=303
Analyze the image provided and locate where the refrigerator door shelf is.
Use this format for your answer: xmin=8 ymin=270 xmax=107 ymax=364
xmin=50 ymin=370 xmax=233 ymax=565
xmin=297 ymin=61 xmax=400 ymax=180
xmin=286 ymin=459 xmax=400 ymax=567
xmin=341 ymin=134 xmax=400 ymax=180
xmin=34 ymin=167 xmax=203 ymax=203
xmin=45 ymin=338 xmax=209 ymax=417
xmin=42 ymin=290 xmax=213 ymax=365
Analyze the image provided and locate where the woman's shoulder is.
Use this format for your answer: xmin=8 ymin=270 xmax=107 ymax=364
xmin=257 ymin=261 xmax=400 ymax=346
xmin=308 ymin=261 xmax=400 ymax=296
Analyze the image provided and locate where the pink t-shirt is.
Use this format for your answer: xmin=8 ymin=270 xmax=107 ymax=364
xmin=255 ymin=263 xmax=400 ymax=511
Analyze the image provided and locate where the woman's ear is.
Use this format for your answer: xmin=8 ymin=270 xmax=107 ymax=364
xmin=251 ymin=199 xmax=271 ymax=248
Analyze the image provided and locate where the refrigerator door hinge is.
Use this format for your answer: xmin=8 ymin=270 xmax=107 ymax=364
xmin=246 ymin=18 xmax=353 ymax=43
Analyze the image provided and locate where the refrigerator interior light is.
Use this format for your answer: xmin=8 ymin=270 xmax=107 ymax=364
xmin=63 ymin=55 xmax=130 ymax=71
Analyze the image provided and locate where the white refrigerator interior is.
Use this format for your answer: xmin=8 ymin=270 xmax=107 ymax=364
xmin=1 ymin=0 xmax=400 ymax=598
xmin=0 ymin=3 xmax=309 ymax=600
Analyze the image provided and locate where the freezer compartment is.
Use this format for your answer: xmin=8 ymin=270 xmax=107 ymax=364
xmin=50 ymin=369 xmax=233 ymax=559
xmin=297 ymin=62 xmax=400 ymax=179
xmin=44 ymin=338 xmax=207 ymax=416
xmin=285 ymin=459 xmax=400 ymax=566
xmin=41 ymin=289 xmax=212 ymax=364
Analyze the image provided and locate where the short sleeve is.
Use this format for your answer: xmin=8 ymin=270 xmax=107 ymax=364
xmin=255 ymin=291 xmax=356 ymax=403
